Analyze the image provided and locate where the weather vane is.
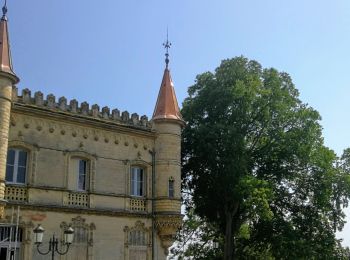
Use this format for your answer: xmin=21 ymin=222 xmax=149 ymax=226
xmin=2 ymin=0 xmax=7 ymax=19
xmin=163 ymin=28 xmax=171 ymax=68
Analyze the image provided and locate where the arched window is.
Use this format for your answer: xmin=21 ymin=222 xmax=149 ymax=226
xmin=130 ymin=167 xmax=145 ymax=197
xmin=129 ymin=229 xmax=147 ymax=246
xmin=124 ymin=221 xmax=151 ymax=260
xmin=6 ymin=149 xmax=27 ymax=184
xmin=61 ymin=216 xmax=95 ymax=260
xmin=168 ymin=177 xmax=175 ymax=198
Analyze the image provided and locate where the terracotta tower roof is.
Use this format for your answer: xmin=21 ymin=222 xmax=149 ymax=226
xmin=152 ymin=34 xmax=183 ymax=124
xmin=0 ymin=2 xmax=19 ymax=83
xmin=152 ymin=68 xmax=183 ymax=122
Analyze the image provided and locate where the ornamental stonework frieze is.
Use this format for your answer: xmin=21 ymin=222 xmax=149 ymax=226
xmin=10 ymin=113 xmax=153 ymax=154
xmin=155 ymin=214 xmax=182 ymax=254
xmin=154 ymin=214 xmax=182 ymax=229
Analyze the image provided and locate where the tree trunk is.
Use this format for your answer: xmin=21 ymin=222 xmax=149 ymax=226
xmin=224 ymin=202 xmax=239 ymax=260
xmin=224 ymin=210 xmax=234 ymax=260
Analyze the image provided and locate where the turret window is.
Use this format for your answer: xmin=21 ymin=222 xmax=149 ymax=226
xmin=168 ymin=177 xmax=174 ymax=198
xmin=6 ymin=149 xmax=27 ymax=184
xmin=131 ymin=167 xmax=144 ymax=197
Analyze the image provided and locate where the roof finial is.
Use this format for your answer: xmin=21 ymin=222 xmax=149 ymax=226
xmin=2 ymin=0 xmax=7 ymax=20
xmin=162 ymin=28 xmax=171 ymax=69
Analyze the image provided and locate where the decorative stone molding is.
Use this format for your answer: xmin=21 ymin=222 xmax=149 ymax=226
xmin=61 ymin=216 xmax=95 ymax=260
xmin=61 ymin=216 xmax=96 ymax=245
xmin=154 ymin=214 xmax=182 ymax=254
xmin=11 ymin=114 xmax=152 ymax=156
xmin=124 ymin=221 xmax=152 ymax=247
xmin=124 ymin=221 xmax=151 ymax=260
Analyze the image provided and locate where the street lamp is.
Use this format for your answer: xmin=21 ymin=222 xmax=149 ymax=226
xmin=33 ymin=224 xmax=74 ymax=260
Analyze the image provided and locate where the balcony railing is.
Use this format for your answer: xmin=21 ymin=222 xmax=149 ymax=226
xmin=65 ymin=192 xmax=89 ymax=208
xmin=5 ymin=186 xmax=28 ymax=202
xmin=129 ymin=198 xmax=146 ymax=212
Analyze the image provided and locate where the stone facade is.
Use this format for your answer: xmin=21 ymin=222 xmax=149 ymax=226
xmin=1 ymin=84 xmax=182 ymax=259
xmin=0 ymin=9 xmax=183 ymax=259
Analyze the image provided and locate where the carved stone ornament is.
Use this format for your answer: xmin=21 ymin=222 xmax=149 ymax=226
xmin=155 ymin=214 xmax=182 ymax=254
xmin=61 ymin=216 xmax=96 ymax=247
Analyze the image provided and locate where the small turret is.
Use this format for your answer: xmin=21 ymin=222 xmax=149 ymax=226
xmin=0 ymin=0 xmax=19 ymax=219
xmin=152 ymin=36 xmax=183 ymax=254
xmin=0 ymin=1 xmax=18 ymax=82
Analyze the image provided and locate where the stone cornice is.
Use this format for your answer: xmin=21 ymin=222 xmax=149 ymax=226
xmin=6 ymin=201 xmax=152 ymax=218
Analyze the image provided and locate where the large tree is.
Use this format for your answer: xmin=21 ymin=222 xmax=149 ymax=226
xmin=181 ymin=57 xmax=350 ymax=259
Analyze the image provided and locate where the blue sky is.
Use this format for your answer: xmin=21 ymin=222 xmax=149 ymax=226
xmin=7 ymin=0 xmax=350 ymax=246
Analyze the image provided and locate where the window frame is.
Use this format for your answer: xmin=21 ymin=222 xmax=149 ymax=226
xmin=130 ymin=166 xmax=145 ymax=197
xmin=65 ymin=151 xmax=96 ymax=193
xmin=6 ymin=148 xmax=28 ymax=185
xmin=77 ymin=159 xmax=88 ymax=192
xmin=124 ymin=221 xmax=151 ymax=259
xmin=168 ymin=177 xmax=175 ymax=198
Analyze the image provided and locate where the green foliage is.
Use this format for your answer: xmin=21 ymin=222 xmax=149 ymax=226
xmin=169 ymin=209 xmax=223 ymax=260
xmin=179 ymin=56 xmax=350 ymax=259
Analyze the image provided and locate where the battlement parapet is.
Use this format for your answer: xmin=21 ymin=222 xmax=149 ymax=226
xmin=12 ymin=87 xmax=152 ymax=129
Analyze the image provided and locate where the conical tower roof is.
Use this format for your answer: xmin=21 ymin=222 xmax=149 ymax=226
xmin=0 ymin=3 xmax=19 ymax=83
xmin=152 ymin=68 xmax=183 ymax=123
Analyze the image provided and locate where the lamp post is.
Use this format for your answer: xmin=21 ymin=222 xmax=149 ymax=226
xmin=33 ymin=224 xmax=74 ymax=260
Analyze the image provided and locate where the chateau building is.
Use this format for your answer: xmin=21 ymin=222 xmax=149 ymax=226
xmin=0 ymin=4 xmax=183 ymax=260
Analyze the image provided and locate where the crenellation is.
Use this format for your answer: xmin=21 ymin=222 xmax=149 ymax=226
xmin=81 ymin=101 xmax=89 ymax=115
xmin=91 ymin=104 xmax=100 ymax=118
xmin=22 ymin=88 xmax=31 ymax=103
xmin=13 ymin=89 xmax=151 ymax=129
xmin=140 ymin=115 xmax=148 ymax=127
xmin=58 ymin=96 xmax=67 ymax=111
xmin=34 ymin=91 xmax=44 ymax=106
xmin=46 ymin=94 xmax=56 ymax=108
xmin=131 ymin=113 xmax=139 ymax=125
xmin=102 ymin=106 xmax=110 ymax=119
xmin=69 ymin=99 xmax=78 ymax=113
xmin=112 ymin=109 xmax=120 ymax=120
xmin=122 ymin=111 xmax=130 ymax=122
